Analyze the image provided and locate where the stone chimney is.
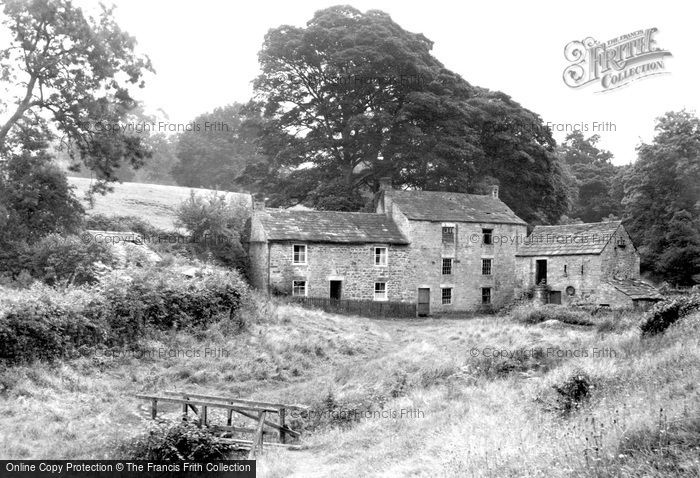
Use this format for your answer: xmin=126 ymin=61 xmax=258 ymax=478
xmin=377 ymin=177 xmax=393 ymax=216
xmin=491 ymin=185 xmax=499 ymax=199
xmin=253 ymin=199 xmax=266 ymax=211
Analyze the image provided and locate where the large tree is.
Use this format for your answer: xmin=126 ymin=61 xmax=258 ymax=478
xmin=172 ymin=103 xmax=264 ymax=190
xmin=558 ymin=131 xmax=623 ymax=222
xmin=0 ymin=0 xmax=153 ymax=192
xmin=247 ymin=6 xmax=568 ymax=223
xmin=623 ymin=110 xmax=700 ymax=285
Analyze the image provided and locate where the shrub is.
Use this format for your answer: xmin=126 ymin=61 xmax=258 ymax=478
xmin=512 ymin=304 xmax=594 ymax=326
xmin=175 ymin=191 xmax=249 ymax=270
xmin=98 ymin=267 xmax=247 ymax=331
xmin=0 ymin=266 xmax=249 ymax=364
xmin=0 ymin=235 xmax=115 ymax=286
xmin=552 ymin=369 xmax=593 ymax=414
xmin=0 ymin=144 xmax=84 ymax=245
xmin=119 ymin=421 xmax=234 ymax=460
xmin=640 ymin=293 xmax=700 ymax=336
xmin=0 ymin=288 xmax=110 ymax=364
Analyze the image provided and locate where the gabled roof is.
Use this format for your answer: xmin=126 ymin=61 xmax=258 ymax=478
xmin=606 ymin=278 xmax=662 ymax=300
xmin=516 ymin=221 xmax=622 ymax=256
xmin=389 ymin=190 xmax=526 ymax=225
xmin=255 ymin=209 xmax=409 ymax=244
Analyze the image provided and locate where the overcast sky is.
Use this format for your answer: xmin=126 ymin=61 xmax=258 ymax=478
xmin=23 ymin=1 xmax=700 ymax=165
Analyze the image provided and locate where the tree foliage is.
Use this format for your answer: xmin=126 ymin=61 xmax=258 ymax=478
xmin=0 ymin=124 xmax=83 ymax=244
xmin=623 ymin=110 xmax=700 ymax=285
xmin=0 ymin=0 xmax=153 ymax=192
xmin=558 ymin=131 xmax=623 ymax=222
xmin=245 ymin=6 xmax=568 ymax=223
xmin=172 ymin=103 xmax=265 ymax=191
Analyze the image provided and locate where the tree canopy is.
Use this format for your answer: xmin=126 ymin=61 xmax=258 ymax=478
xmin=622 ymin=110 xmax=700 ymax=285
xmin=172 ymin=103 xmax=264 ymax=190
xmin=0 ymin=0 xmax=153 ymax=193
xmin=558 ymin=131 xmax=623 ymax=223
xmin=244 ymin=5 xmax=568 ymax=223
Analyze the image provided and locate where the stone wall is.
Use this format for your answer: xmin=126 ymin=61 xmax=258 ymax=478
xmin=266 ymin=241 xmax=412 ymax=302
xmin=389 ymin=206 xmax=527 ymax=313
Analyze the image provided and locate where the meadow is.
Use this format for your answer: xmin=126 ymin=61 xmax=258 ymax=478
xmin=0 ymin=290 xmax=698 ymax=477
xmin=68 ymin=177 xmax=251 ymax=230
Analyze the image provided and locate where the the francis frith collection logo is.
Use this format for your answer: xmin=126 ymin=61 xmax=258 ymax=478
xmin=563 ymin=28 xmax=672 ymax=92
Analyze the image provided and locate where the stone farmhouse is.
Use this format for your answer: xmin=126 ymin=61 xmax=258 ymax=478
xmin=248 ymin=180 xmax=526 ymax=314
xmin=515 ymin=221 xmax=662 ymax=309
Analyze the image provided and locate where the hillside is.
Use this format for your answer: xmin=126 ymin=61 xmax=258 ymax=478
xmin=68 ymin=177 xmax=251 ymax=230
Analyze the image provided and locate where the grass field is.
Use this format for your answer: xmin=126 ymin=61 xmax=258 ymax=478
xmin=0 ymin=295 xmax=698 ymax=477
xmin=68 ymin=177 xmax=251 ymax=230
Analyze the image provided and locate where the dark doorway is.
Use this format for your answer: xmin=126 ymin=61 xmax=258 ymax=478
xmin=535 ymin=260 xmax=548 ymax=285
xmin=417 ymin=288 xmax=430 ymax=316
xmin=548 ymin=290 xmax=562 ymax=304
xmin=330 ymin=280 xmax=342 ymax=300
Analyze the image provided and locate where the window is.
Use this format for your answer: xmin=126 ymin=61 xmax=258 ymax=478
xmin=374 ymin=247 xmax=388 ymax=266
xmin=441 ymin=288 xmax=452 ymax=305
xmin=293 ymin=244 xmax=307 ymax=264
xmin=564 ymin=264 xmax=568 ymax=276
xmin=374 ymin=282 xmax=387 ymax=301
xmin=482 ymin=287 xmax=492 ymax=305
xmin=482 ymin=258 xmax=492 ymax=275
xmin=292 ymin=280 xmax=307 ymax=297
xmin=442 ymin=258 xmax=453 ymax=275
xmin=442 ymin=226 xmax=455 ymax=243
xmin=482 ymin=228 xmax=493 ymax=245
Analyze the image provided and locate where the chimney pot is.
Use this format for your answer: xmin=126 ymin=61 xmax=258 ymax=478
xmin=491 ymin=185 xmax=499 ymax=198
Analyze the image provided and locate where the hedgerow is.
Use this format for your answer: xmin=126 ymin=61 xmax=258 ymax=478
xmin=0 ymin=266 xmax=248 ymax=364
xmin=640 ymin=293 xmax=700 ymax=337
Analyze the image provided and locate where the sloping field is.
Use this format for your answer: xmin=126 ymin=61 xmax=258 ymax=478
xmin=68 ymin=177 xmax=251 ymax=230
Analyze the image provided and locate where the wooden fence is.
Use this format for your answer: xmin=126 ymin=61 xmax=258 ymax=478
xmin=135 ymin=390 xmax=308 ymax=458
xmin=290 ymin=296 xmax=416 ymax=318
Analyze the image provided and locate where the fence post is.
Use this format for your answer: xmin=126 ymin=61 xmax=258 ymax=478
xmin=151 ymin=399 xmax=158 ymax=419
xmin=279 ymin=408 xmax=286 ymax=444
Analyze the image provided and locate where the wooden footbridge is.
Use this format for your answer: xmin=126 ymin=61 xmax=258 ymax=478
xmin=136 ymin=390 xmax=308 ymax=458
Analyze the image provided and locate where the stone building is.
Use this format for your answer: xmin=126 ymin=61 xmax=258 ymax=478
xmin=515 ymin=221 xmax=661 ymax=308
xmin=375 ymin=182 xmax=527 ymax=313
xmin=248 ymin=182 xmax=527 ymax=314
xmin=247 ymin=207 xmax=411 ymax=302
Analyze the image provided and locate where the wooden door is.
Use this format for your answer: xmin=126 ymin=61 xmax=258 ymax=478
xmin=417 ymin=288 xmax=430 ymax=316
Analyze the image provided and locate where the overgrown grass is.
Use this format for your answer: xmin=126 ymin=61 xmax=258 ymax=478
xmin=0 ymin=295 xmax=698 ymax=477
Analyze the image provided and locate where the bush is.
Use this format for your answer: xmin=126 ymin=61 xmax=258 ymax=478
xmin=0 ymin=288 xmax=109 ymax=364
xmin=98 ymin=267 xmax=247 ymax=330
xmin=0 ymin=234 xmax=115 ymax=286
xmin=0 ymin=266 xmax=249 ymax=364
xmin=552 ymin=369 xmax=593 ymax=414
xmin=119 ymin=421 xmax=234 ymax=460
xmin=512 ymin=304 xmax=594 ymax=326
xmin=175 ymin=191 xmax=249 ymax=270
xmin=640 ymin=294 xmax=700 ymax=336
xmin=0 ymin=142 xmax=84 ymax=245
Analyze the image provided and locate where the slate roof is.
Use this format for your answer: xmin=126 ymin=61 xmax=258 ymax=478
xmin=516 ymin=221 xmax=622 ymax=256
xmin=389 ymin=190 xmax=526 ymax=225
xmin=256 ymin=209 xmax=409 ymax=244
xmin=606 ymin=278 xmax=663 ymax=300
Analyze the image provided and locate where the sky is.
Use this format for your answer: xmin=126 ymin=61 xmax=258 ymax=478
xmin=10 ymin=0 xmax=700 ymax=165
